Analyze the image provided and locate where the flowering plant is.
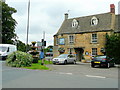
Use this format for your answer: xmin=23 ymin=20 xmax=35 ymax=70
xmin=58 ymin=47 xmax=65 ymax=53
xmin=31 ymin=41 xmax=36 ymax=46
xmin=6 ymin=51 xmax=33 ymax=67
xmin=31 ymin=41 xmax=36 ymax=44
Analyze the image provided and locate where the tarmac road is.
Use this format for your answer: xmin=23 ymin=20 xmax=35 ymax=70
xmin=1 ymin=61 xmax=119 ymax=88
xmin=46 ymin=62 xmax=119 ymax=79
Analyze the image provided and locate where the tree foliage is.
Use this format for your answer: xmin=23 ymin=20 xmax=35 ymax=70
xmin=47 ymin=45 xmax=53 ymax=49
xmin=16 ymin=40 xmax=31 ymax=52
xmin=45 ymin=45 xmax=53 ymax=52
xmin=105 ymin=33 xmax=120 ymax=64
xmin=2 ymin=1 xmax=17 ymax=44
xmin=17 ymin=40 xmax=26 ymax=52
xmin=1 ymin=2 xmax=29 ymax=52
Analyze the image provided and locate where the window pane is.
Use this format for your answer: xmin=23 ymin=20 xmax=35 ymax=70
xmin=69 ymin=35 xmax=74 ymax=43
xmin=92 ymin=48 xmax=97 ymax=55
xmin=59 ymin=38 xmax=65 ymax=45
xmin=92 ymin=34 xmax=97 ymax=43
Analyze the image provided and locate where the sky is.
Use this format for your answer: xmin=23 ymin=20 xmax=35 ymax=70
xmin=6 ymin=0 xmax=120 ymax=47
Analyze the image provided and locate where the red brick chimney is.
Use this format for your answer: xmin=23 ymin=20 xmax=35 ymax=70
xmin=110 ymin=4 xmax=115 ymax=13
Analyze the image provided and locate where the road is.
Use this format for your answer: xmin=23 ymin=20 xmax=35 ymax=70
xmin=1 ymin=61 xmax=119 ymax=88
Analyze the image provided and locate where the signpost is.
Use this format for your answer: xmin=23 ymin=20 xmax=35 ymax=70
xmin=37 ymin=41 xmax=42 ymax=51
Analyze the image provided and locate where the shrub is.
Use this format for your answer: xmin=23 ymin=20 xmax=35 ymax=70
xmin=106 ymin=33 xmax=120 ymax=64
xmin=6 ymin=51 xmax=33 ymax=67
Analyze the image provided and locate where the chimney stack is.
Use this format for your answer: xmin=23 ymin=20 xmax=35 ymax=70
xmin=64 ymin=13 xmax=68 ymax=20
xmin=110 ymin=4 xmax=115 ymax=13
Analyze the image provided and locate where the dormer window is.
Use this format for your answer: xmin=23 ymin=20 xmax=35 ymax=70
xmin=72 ymin=19 xmax=79 ymax=28
xmin=91 ymin=16 xmax=98 ymax=26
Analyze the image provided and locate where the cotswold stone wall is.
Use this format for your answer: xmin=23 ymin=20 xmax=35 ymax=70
xmin=53 ymin=32 xmax=111 ymax=60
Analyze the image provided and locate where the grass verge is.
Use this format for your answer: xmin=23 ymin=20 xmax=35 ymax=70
xmin=39 ymin=60 xmax=53 ymax=64
xmin=23 ymin=60 xmax=52 ymax=70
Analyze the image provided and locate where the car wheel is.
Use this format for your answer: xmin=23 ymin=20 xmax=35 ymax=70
xmin=64 ymin=60 xmax=67 ymax=65
xmin=107 ymin=63 xmax=110 ymax=68
xmin=91 ymin=64 xmax=95 ymax=68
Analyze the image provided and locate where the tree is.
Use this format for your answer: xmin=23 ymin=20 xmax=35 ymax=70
xmin=46 ymin=45 xmax=53 ymax=52
xmin=1 ymin=1 xmax=17 ymax=44
xmin=105 ymin=33 xmax=120 ymax=64
xmin=0 ymin=2 xmax=2 ymax=44
xmin=17 ymin=40 xmax=26 ymax=52
xmin=16 ymin=40 xmax=31 ymax=52
xmin=47 ymin=45 xmax=53 ymax=49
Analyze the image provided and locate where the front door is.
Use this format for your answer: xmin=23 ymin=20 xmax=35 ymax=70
xmin=74 ymin=48 xmax=84 ymax=61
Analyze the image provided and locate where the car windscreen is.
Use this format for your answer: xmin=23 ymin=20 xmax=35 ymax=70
xmin=0 ymin=47 xmax=8 ymax=52
xmin=94 ymin=56 xmax=106 ymax=61
xmin=57 ymin=54 xmax=68 ymax=58
xmin=68 ymin=54 xmax=75 ymax=58
xmin=95 ymin=56 xmax=106 ymax=58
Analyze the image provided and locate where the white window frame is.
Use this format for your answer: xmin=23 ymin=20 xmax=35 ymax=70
xmin=92 ymin=48 xmax=97 ymax=56
xmin=72 ymin=19 xmax=78 ymax=28
xmin=69 ymin=35 xmax=74 ymax=44
xmin=91 ymin=16 xmax=98 ymax=26
xmin=91 ymin=33 xmax=98 ymax=43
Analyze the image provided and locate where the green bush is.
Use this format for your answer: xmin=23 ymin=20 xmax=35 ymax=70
xmin=6 ymin=51 xmax=33 ymax=67
xmin=106 ymin=33 xmax=120 ymax=64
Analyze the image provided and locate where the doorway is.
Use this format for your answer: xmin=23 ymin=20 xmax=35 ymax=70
xmin=74 ymin=48 xmax=84 ymax=61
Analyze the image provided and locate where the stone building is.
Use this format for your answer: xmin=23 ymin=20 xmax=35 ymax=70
xmin=53 ymin=4 xmax=120 ymax=61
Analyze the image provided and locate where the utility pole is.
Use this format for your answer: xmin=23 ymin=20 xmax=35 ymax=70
xmin=26 ymin=0 xmax=30 ymax=52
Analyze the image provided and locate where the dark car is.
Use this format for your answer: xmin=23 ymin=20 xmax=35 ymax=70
xmin=91 ymin=55 xmax=115 ymax=68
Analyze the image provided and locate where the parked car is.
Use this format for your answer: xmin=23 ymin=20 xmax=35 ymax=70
xmin=52 ymin=54 xmax=76 ymax=65
xmin=0 ymin=44 xmax=17 ymax=60
xmin=91 ymin=55 xmax=115 ymax=68
xmin=45 ymin=52 xmax=53 ymax=61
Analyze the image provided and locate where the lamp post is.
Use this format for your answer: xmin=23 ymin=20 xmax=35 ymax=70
xmin=41 ymin=31 xmax=46 ymax=65
xmin=26 ymin=0 xmax=30 ymax=52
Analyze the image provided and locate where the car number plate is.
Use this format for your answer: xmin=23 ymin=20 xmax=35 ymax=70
xmin=94 ymin=62 xmax=100 ymax=63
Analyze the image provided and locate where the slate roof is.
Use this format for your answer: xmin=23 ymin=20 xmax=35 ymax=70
xmin=55 ymin=13 xmax=120 ymax=35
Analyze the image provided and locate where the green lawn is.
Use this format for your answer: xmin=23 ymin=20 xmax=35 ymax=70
xmin=23 ymin=60 xmax=53 ymax=70
xmin=38 ymin=60 xmax=53 ymax=64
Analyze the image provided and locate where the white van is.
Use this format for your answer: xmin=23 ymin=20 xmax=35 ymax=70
xmin=0 ymin=44 xmax=17 ymax=60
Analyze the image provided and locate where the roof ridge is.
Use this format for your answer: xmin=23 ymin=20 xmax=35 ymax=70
xmin=68 ymin=12 xmax=112 ymax=20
